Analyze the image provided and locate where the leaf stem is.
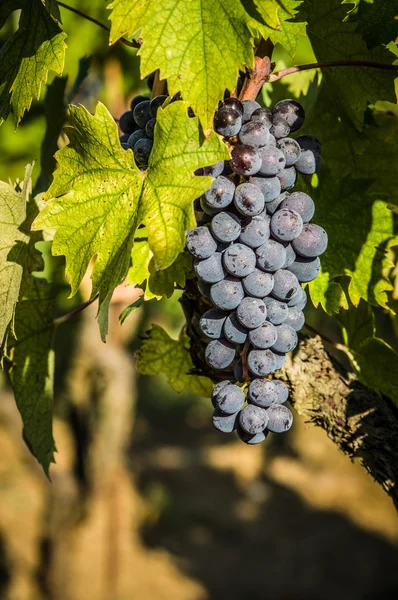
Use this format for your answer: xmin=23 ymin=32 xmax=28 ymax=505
xmin=53 ymin=296 xmax=98 ymax=328
xmin=56 ymin=1 xmax=141 ymax=48
xmin=269 ymin=60 xmax=398 ymax=82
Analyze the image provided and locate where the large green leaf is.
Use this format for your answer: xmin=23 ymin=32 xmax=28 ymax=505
xmin=343 ymin=0 xmax=398 ymax=48
xmin=249 ymin=0 xmax=307 ymax=57
xmin=33 ymin=101 xmax=227 ymax=338
xmin=338 ymin=300 xmax=398 ymax=407
xmin=107 ymin=0 xmax=254 ymax=130
xmin=0 ymin=0 xmax=66 ymax=127
xmin=136 ymin=324 xmax=213 ymax=396
xmin=306 ymin=0 xmax=396 ymax=129
xmin=8 ymin=276 xmax=56 ymax=474
xmin=0 ymin=164 xmax=43 ymax=352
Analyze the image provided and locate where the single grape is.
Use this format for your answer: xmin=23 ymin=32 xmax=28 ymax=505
xmin=250 ymin=176 xmax=281 ymax=202
xmin=273 ymin=324 xmax=298 ymax=353
xmin=214 ymin=107 xmax=242 ymax=137
xmin=211 ymin=212 xmax=241 ymax=243
xmin=223 ymin=243 xmax=256 ymax=277
xmin=237 ymin=426 xmax=268 ymax=445
xmin=220 ymin=98 xmax=243 ymax=115
xmin=215 ymin=384 xmax=245 ymax=414
xmin=287 ymin=256 xmax=321 ymax=282
xmin=199 ymin=309 xmax=228 ymax=339
xmin=273 ymin=99 xmax=305 ymax=132
xmin=263 ymin=297 xmax=289 ymax=325
xmin=194 ymin=252 xmax=226 ymax=283
xmin=272 ymin=269 xmax=300 ymax=302
xmin=205 ymin=339 xmax=236 ymax=369
xmin=239 ymin=215 xmax=270 ymax=249
xmin=270 ymin=116 xmax=290 ymax=139
xmin=284 ymin=306 xmax=305 ymax=331
xmin=280 ymin=191 xmax=315 ymax=223
xmin=119 ymin=110 xmax=137 ymax=134
xmin=272 ymin=350 xmax=287 ymax=370
xmin=242 ymin=268 xmax=274 ymax=298
xmin=276 ymin=138 xmax=301 ymax=166
xmin=213 ymin=408 xmax=238 ymax=433
xmin=223 ymin=312 xmax=248 ymax=345
xmin=266 ymin=404 xmax=293 ymax=433
xmin=200 ymin=197 xmax=223 ymax=216
xmin=204 ymin=176 xmax=235 ymax=210
xmin=265 ymin=192 xmax=289 ymax=215
xmin=133 ymin=100 xmax=152 ymax=128
xmin=231 ymin=145 xmax=261 ymax=176
xmin=146 ymin=71 xmax=156 ymax=90
xmin=281 ymin=243 xmax=297 ymax=268
xmin=277 ymin=166 xmax=297 ymax=191
xmin=210 ymin=277 xmax=245 ymax=310
xmin=237 ymin=297 xmax=267 ymax=329
xmin=292 ymin=224 xmax=328 ymax=257
xmin=270 ymin=208 xmax=303 ymax=242
xmin=234 ymin=183 xmax=265 ymax=216
xmin=295 ymin=148 xmax=322 ymax=175
xmin=211 ymin=380 xmax=231 ymax=408
xmin=249 ymin=321 xmax=278 ymax=349
xmin=130 ymin=95 xmax=150 ymax=111
xmin=203 ymin=161 xmax=224 ymax=177
xmin=186 ymin=226 xmax=217 ymax=259
xmin=121 ymin=143 xmax=130 ymax=150
xmin=295 ymin=134 xmax=321 ymax=154
xmin=149 ymin=94 xmax=168 ymax=118
xmin=128 ymin=129 xmax=147 ymax=147
xmin=247 ymin=349 xmax=276 ymax=376
xmin=257 ymin=146 xmax=286 ymax=176
xmin=242 ymin=99 xmax=261 ymax=122
xmin=248 ymin=379 xmax=279 ymax=407
xmin=145 ymin=118 xmax=156 ymax=139
xmin=133 ymin=138 xmax=153 ymax=167
xmin=250 ymin=107 xmax=273 ymax=129
xmin=256 ymin=239 xmax=287 ymax=272
xmin=239 ymin=404 xmax=269 ymax=434
xmin=273 ymin=380 xmax=289 ymax=404
xmin=238 ymin=121 xmax=271 ymax=148
xmin=288 ymin=285 xmax=307 ymax=309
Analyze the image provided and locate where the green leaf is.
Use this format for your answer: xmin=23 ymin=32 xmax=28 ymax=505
xmin=136 ymin=324 xmax=213 ymax=396
xmin=306 ymin=0 xmax=396 ymax=129
xmin=343 ymin=0 xmax=398 ymax=48
xmin=33 ymin=101 xmax=227 ymax=338
xmin=107 ymin=0 xmax=254 ymax=130
xmin=0 ymin=164 xmax=44 ymax=352
xmin=0 ymin=0 xmax=66 ymax=127
xmin=338 ymin=300 xmax=398 ymax=407
xmin=249 ymin=0 xmax=307 ymax=57
xmin=8 ymin=276 xmax=56 ymax=474
xmin=41 ymin=0 xmax=62 ymax=22
xmin=119 ymin=296 xmax=145 ymax=324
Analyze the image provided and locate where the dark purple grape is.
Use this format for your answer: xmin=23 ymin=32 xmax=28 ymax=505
xmin=273 ymin=99 xmax=305 ymax=132
xmin=242 ymin=99 xmax=261 ymax=122
xmin=250 ymin=107 xmax=273 ymax=129
xmin=119 ymin=110 xmax=137 ymax=134
xmin=130 ymin=95 xmax=150 ymax=111
xmin=133 ymin=101 xmax=151 ymax=128
xmin=149 ymin=94 xmax=168 ymax=118
xmin=220 ymin=97 xmax=243 ymax=115
xmin=214 ymin=107 xmax=242 ymax=137
xmin=231 ymin=145 xmax=261 ymax=176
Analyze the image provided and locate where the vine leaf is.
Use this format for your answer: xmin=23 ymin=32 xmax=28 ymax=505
xmin=107 ymin=0 xmax=254 ymax=130
xmin=8 ymin=276 xmax=56 ymax=474
xmin=136 ymin=324 xmax=213 ymax=396
xmin=33 ymin=101 xmax=227 ymax=339
xmin=338 ymin=300 xmax=398 ymax=407
xmin=306 ymin=0 xmax=396 ymax=129
xmin=41 ymin=0 xmax=62 ymax=22
xmin=248 ymin=0 xmax=307 ymax=57
xmin=0 ymin=0 xmax=66 ymax=127
xmin=343 ymin=0 xmax=398 ymax=48
xmin=0 ymin=164 xmax=44 ymax=352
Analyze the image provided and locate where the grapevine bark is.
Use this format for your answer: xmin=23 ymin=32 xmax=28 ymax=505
xmin=181 ymin=282 xmax=398 ymax=510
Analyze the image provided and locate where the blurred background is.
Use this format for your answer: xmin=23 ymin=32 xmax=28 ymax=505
xmin=0 ymin=2 xmax=397 ymax=599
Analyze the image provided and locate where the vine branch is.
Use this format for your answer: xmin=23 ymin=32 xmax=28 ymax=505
xmin=269 ymin=60 xmax=398 ymax=82
xmin=53 ymin=296 xmax=98 ymax=328
xmin=56 ymin=2 xmax=141 ymax=48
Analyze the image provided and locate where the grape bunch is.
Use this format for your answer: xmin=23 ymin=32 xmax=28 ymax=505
xmin=186 ymin=98 xmax=327 ymax=445
xmin=117 ymin=74 xmax=172 ymax=169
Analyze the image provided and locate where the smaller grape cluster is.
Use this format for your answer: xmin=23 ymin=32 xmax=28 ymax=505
xmin=186 ymin=97 xmax=327 ymax=445
xmin=117 ymin=75 xmax=172 ymax=169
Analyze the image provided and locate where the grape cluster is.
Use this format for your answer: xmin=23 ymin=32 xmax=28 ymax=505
xmin=117 ymin=75 xmax=173 ymax=169
xmin=186 ymin=98 xmax=327 ymax=445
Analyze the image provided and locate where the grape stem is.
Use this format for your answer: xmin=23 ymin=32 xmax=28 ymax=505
xmin=240 ymin=339 xmax=251 ymax=382
xmin=53 ymin=296 xmax=99 ymax=328
xmin=239 ymin=55 xmax=273 ymax=101
xmin=269 ymin=60 xmax=398 ymax=82
xmin=56 ymin=2 xmax=141 ymax=48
